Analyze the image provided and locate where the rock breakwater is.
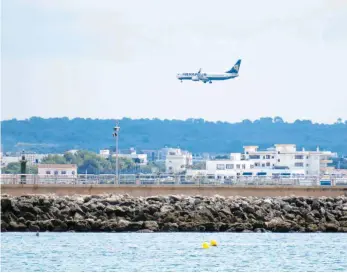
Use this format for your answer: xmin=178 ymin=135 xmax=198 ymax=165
xmin=2 ymin=194 xmax=347 ymax=232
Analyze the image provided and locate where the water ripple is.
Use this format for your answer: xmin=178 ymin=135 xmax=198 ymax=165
xmin=1 ymin=233 xmax=347 ymax=272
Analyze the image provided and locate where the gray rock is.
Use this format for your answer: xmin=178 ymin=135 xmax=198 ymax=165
xmin=265 ymin=218 xmax=292 ymax=232
xmin=325 ymin=222 xmax=340 ymax=232
xmin=160 ymin=205 xmax=174 ymax=214
xmin=144 ymin=221 xmax=159 ymax=231
xmin=116 ymin=219 xmax=130 ymax=231
xmin=2 ymin=194 xmax=347 ymax=233
xmin=23 ymin=212 xmax=37 ymax=221
xmin=162 ymin=222 xmax=179 ymax=232
xmin=136 ymin=229 xmax=153 ymax=233
xmin=1 ymin=198 xmax=13 ymax=211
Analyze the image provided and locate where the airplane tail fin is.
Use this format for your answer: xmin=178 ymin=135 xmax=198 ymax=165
xmin=226 ymin=59 xmax=241 ymax=74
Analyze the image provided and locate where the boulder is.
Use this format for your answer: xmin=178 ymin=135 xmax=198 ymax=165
xmin=1 ymin=198 xmax=13 ymax=211
xmin=116 ymin=219 xmax=130 ymax=231
xmin=265 ymin=218 xmax=293 ymax=232
xmin=325 ymin=222 xmax=339 ymax=232
xmin=23 ymin=212 xmax=37 ymax=221
xmin=144 ymin=221 xmax=159 ymax=231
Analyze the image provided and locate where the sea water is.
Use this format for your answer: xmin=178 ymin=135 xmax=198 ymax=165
xmin=1 ymin=233 xmax=347 ymax=272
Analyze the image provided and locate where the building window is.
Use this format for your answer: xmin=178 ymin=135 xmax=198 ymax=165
xmin=262 ymin=163 xmax=265 ymax=167
xmin=242 ymin=164 xmax=246 ymax=169
xmin=72 ymin=171 xmax=75 ymax=175
xmin=226 ymin=164 xmax=234 ymax=169
xmin=295 ymin=162 xmax=304 ymax=167
xmin=306 ymin=164 xmax=309 ymax=167
xmin=54 ymin=171 xmax=59 ymax=175
xmin=217 ymin=164 xmax=225 ymax=170
xmin=236 ymin=164 xmax=241 ymax=169
xmin=249 ymin=155 xmax=260 ymax=159
xmin=255 ymin=163 xmax=260 ymax=167
xmin=278 ymin=159 xmax=280 ymax=162
xmin=266 ymin=155 xmax=271 ymax=159
xmin=295 ymin=155 xmax=304 ymax=160
xmin=250 ymin=165 xmax=254 ymax=169
xmin=266 ymin=162 xmax=270 ymax=167
xmin=272 ymin=156 xmax=275 ymax=159
xmin=46 ymin=171 xmax=51 ymax=175
xmin=61 ymin=171 xmax=67 ymax=175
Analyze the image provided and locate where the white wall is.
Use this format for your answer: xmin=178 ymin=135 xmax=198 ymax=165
xmin=38 ymin=166 xmax=77 ymax=175
xmin=166 ymin=155 xmax=188 ymax=173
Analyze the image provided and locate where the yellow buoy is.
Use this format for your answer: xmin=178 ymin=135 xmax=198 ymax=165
xmin=210 ymin=240 xmax=218 ymax=246
xmin=202 ymin=242 xmax=210 ymax=249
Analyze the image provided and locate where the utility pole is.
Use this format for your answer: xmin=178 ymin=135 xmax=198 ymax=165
xmin=113 ymin=121 xmax=120 ymax=184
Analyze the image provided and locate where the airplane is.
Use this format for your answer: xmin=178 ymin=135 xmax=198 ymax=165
xmin=176 ymin=59 xmax=241 ymax=84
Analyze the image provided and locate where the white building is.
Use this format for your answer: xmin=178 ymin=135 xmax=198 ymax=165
xmin=140 ymin=150 xmax=158 ymax=162
xmin=243 ymin=144 xmax=337 ymax=176
xmin=0 ymin=153 xmax=51 ymax=167
xmin=99 ymin=149 xmax=111 ymax=158
xmin=192 ymin=153 xmax=210 ymax=163
xmin=24 ymin=153 xmax=51 ymax=165
xmin=206 ymin=159 xmax=254 ymax=177
xmin=112 ymin=148 xmax=148 ymax=165
xmin=38 ymin=164 xmax=77 ymax=176
xmin=165 ymin=148 xmax=193 ymax=173
xmin=202 ymin=144 xmax=336 ymax=178
xmin=0 ymin=156 xmax=19 ymax=167
xmin=66 ymin=149 xmax=79 ymax=155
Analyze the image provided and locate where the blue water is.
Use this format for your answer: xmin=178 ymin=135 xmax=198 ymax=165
xmin=1 ymin=233 xmax=347 ymax=272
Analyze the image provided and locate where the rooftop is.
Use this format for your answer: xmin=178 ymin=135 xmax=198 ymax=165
xmin=38 ymin=164 xmax=77 ymax=169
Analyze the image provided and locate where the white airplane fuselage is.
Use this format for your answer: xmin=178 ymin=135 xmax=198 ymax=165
xmin=176 ymin=72 xmax=238 ymax=83
xmin=176 ymin=59 xmax=241 ymax=83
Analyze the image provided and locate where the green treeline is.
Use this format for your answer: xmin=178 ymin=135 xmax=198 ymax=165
xmin=1 ymin=117 xmax=347 ymax=154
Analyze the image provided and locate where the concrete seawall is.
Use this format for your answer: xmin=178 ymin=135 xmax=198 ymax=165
xmin=1 ymin=184 xmax=347 ymax=197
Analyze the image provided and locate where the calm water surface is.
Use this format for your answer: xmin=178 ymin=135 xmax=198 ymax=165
xmin=1 ymin=233 xmax=347 ymax=272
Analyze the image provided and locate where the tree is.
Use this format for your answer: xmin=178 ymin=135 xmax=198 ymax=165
xmin=274 ymin=116 xmax=284 ymax=123
xmin=1 ymin=162 xmax=21 ymax=174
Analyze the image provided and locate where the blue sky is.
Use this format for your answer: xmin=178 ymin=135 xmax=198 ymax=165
xmin=2 ymin=0 xmax=347 ymax=123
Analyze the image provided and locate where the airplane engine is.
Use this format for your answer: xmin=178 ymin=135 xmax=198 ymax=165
xmin=191 ymin=76 xmax=199 ymax=81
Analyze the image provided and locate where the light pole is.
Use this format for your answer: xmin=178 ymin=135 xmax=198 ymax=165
xmin=113 ymin=122 xmax=120 ymax=184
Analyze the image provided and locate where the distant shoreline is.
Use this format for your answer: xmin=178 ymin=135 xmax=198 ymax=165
xmin=1 ymin=194 xmax=347 ymax=233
